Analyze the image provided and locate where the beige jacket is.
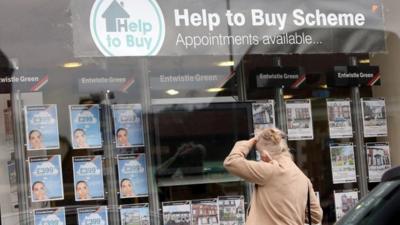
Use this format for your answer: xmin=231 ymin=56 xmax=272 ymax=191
xmin=224 ymin=141 xmax=323 ymax=225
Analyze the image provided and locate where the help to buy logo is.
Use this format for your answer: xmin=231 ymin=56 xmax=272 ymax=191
xmin=90 ymin=0 xmax=165 ymax=56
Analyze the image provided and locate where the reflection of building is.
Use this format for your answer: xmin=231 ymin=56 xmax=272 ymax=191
xmin=328 ymin=103 xmax=351 ymax=121
xmin=219 ymin=200 xmax=244 ymax=224
xmin=122 ymin=211 xmax=150 ymax=225
xmin=367 ymin=147 xmax=390 ymax=166
xmin=164 ymin=211 xmax=191 ymax=225
xmin=294 ymin=108 xmax=310 ymax=120
xmin=192 ymin=203 xmax=218 ymax=225
xmin=286 ymin=107 xmax=310 ymax=129
xmin=364 ymin=103 xmax=386 ymax=120
xmin=252 ymin=104 xmax=273 ymax=124
xmin=341 ymin=194 xmax=357 ymax=213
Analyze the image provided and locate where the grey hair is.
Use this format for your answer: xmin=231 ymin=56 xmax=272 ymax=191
xmin=256 ymin=128 xmax=292 ymax=160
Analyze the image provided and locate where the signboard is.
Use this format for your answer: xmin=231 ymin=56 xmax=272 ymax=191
xmin=0 ymin=70 xmax=48 ymax=93
xmin=328 ymin=66 xmax=380 ymax=87
xmin=251 ymin=67 xmax=306 ymax=89
xmin=71 ymin=0 xmax=385 ymax=56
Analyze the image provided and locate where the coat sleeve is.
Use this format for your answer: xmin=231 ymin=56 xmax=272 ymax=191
xmin=306 ymin=180 xmax=323 ymax=224
xmin=223 ymin=140 xmax=278 ymax=185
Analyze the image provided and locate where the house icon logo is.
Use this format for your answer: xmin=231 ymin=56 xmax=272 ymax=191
xmin=90 ymin=0 xmax=165 ymax=56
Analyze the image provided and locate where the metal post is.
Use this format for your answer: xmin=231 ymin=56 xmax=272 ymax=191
xmin=349 ymin=56 xmax=369 ymax=197
xmin=102 ymin=91 xmax=120 ymax=225
xmin=236 ymin=59 xmax=247 ymax=101
xmin=235 ymin=59 xmax=254 ymax=211
xmin=141 ymin=58 xmax=161 ymax=225
xmin=12 ymin=90 xmax=32 ymax=225
xmin=273 ymin=56 xmax=287 ymax=131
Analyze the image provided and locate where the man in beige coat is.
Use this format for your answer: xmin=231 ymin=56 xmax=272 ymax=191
xmin=224 ymin=128 xmax=323 ymax=225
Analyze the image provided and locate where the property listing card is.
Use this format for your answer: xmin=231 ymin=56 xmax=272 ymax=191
xmin=329 ymin=144 xmax=357 ymax=184
xmin=69 ymin=104 xmax=102 ymax=149
xmin=73 ymin=155 xmax=105 ymax=201
xmin=285 ymin=99 xmax=314 ymax=140
xmin=361 ymin=98 xmax=388 ymax=137
xmin=366 ymin=142 xmax=392 ymax=182
xmin=162 ymin=201 xmax=192 ymax=225
xmin=334 ymin=190 xmax=359 ymax=221
xmin=252 ymin=100 xmax=275 ymax=135
xmin=117 ymin=154 xmax=148 ymax=198
xmin=112 ymin=104 xmax=145 ymax=148
xmin=34 ymin=207 xmax=66 ymax=225
xmin=77 ymin=206 xmax=108 ymax=225
xmin=192 ymin=198 xmax=219 ymax=225
xmin=218 ymin=196 xmax=245 ymax=225
xmin=28 ymin=155 xmax=64 ymax=202
xmin=326 ymin=99 xmax=353 ymax=139
xmin=120 ymin=203 xmax=150 ymax=225
xmin=25 ymin=105 xmax=60 ymax=150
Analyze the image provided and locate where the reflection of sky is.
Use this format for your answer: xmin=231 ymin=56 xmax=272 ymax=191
xmin=340 ymin=146 xmax=354 ymax=157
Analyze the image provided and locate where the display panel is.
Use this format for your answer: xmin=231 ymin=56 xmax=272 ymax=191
xmin=366 ymin=142 xmax=391 ymax=183
xmin=152 ymin=102 xmax=253 ymax=183
xmin=112 ymin=104 xmax=145 ymax=148
xmin=162 ymin=200 xmax=192 ymax=225
xmin=334 ymin=191 xmax=359 ymax=221
xmin=69 ymin=104 xmax=102 ymax=149
xmin=34 ymin=207 xmax=66 ymax=225
xmin=252 ymin=101 xmax=275 ymax=135
xmin=361 ymin=98 xmax=388 ymax=137
xmin=326 ymin=99 xmax=353 ymax=139
xmin=191 ymin=199 xmax=219 ymax=225
xmin=218 ymin=196 xmax=245 ymax=225
xmin=117 ymin=154 xmax=149 ymax=198
xmin=72 ymin=155 xmax=105 ymax=201
xmin=329 ymin=144 xmax=357 ymax=184
xmin=120 ymin=203 xmax=150 ymax=225
xmin=77 ymin=206 xmax=108 ymax=225
xmin=285 ymin=99 xmax=314 ymax=140
xmin=28 ymin=155 xmax=64 ymax=202
xmin=24 ymin=105 xmax=60 ymax=150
